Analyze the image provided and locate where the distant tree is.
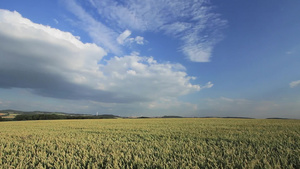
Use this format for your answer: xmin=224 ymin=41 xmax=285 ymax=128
xmin=0 ymin=116 xmax=3 ymax=121
xmin=13 ymin=113 xmax=117 ymax=121
xmin=14 ymin=115 xmax=24 ymax=121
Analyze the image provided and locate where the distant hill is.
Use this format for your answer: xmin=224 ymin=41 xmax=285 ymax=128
xmin=221 ymin=116 xmax=254 ymax=119
xmin=162 ymin=115 xmax=183 ymax=118
xmin=0 ymin=109 xmax=69 ymax=115
xmin=0 ymin=110 xmax=119 ymax=121
xmin=266 ymin=117 xmax=290 ymax=120
xmin=0 ymin=109 xmax=69 ymax=120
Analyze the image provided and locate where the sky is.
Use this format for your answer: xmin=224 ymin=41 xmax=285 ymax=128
xmin=0 ymin=0 xmax=299 ymax=118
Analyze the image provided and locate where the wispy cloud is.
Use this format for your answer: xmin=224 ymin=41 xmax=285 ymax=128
xmin=68 ymin=0 xmax=226 ymax=62
xmin=63 ymin=0 xmax=122 ymax=55
xmin=53 ymin=18 xmax=59 ymax=24
xmin=290 ymin=80 xmax=300 ymax=88
xmin=134 ymin=36 xmax=144 ymax=45
xmin=117 ymin=30 xmax=131 ymax=45
xmin=201 ymin=81 xmax=214 ymax=89
xmin=116 ymin=30 xmax=145 ymax=45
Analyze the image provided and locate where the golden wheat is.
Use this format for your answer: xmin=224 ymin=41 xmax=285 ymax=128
xmin=0 ymin=118 xmax=299 ymax=168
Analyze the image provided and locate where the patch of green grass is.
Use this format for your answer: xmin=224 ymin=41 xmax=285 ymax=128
xmin=1 ymin=114 xmax=17 ymax=119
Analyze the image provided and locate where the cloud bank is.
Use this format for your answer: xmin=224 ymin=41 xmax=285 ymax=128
xmin=66 ymin=0 xmax=226 ymax=62
xmin=196 ymin=97 xmax=300 ymax=119
xmin=0 ymin=9 xmax=204 ymax=104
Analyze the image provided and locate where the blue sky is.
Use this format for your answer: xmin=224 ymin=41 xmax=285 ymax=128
xmin=0 ymin=0 xmax=299 ymax=118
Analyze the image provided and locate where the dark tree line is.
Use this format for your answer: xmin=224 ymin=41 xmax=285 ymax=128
xmin=14 ymin=114 xmax=65 ymax=121
xmin=0 ymin=116 xmax=13 ymax=121
xmin=13 ymin=114 xmax=118 ymax=121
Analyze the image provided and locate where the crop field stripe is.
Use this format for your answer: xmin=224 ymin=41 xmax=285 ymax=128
xmin=0 ymin=118 xmax=299 ymax=168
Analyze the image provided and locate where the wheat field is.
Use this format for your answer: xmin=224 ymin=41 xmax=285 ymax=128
xmin=0 ymin=118 xmax=299 ymax=168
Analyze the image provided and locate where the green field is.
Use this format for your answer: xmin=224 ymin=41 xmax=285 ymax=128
xmin=0 ymin=118 xmax=299 ymax=168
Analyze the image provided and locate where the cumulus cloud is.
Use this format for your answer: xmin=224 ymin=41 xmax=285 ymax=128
xmin=99 ymin=54 xmax=201 ymax=99
xmin=290 ymin=80 xmax=300 ymax=88
xmin=0 ymin=9 xmax=203 ymax=103
xmin=68 ymin=0 xmax=226 ymax=62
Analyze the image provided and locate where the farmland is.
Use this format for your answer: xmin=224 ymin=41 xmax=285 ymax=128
xmin=0 ymin=118 xmax=299 ymax=168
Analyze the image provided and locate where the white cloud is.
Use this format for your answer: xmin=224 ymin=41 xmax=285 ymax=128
xmin=135 ymin=36 xmax=144 ymax=45
xmin=0 ymin=9 xmax=106 ymax=84
xmin=0 ymin=9 xmax=201 ymax=104
xmin=99 ymin=54 xmax=201 ymax=99
xmin=290 ymin=80 xmax=300 ymax=88
xmin=182 ymin=44 xmax=212 ymax=62
xmin=70 ymin=0 xmax=226 ymax=62
xmin=117 ymin=30 xmax=145 ymax=45
xmin=201 ymin=81 xmax=214 ymax=89
xmin=128 ymin=36 xmax=145 ymax=45
xmin=160 ymin=22 xmax=192 ymax=37
xmin=117 ymin=29 xmax=131 ymax=45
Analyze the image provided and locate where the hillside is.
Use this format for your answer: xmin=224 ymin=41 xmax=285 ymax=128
xmin=0 ymin=110 xmax=118 ymax=120
xmin=0 ymin=109 xmax=68 ymax=119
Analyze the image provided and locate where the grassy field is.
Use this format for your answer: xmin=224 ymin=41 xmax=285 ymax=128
xmin=1 ymin=114 xmax=17 ymax=119
xmin=0 ymin=112 xmax=16 ymax=119
xmin=0 ymin=118 xmax=299 ymax=168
